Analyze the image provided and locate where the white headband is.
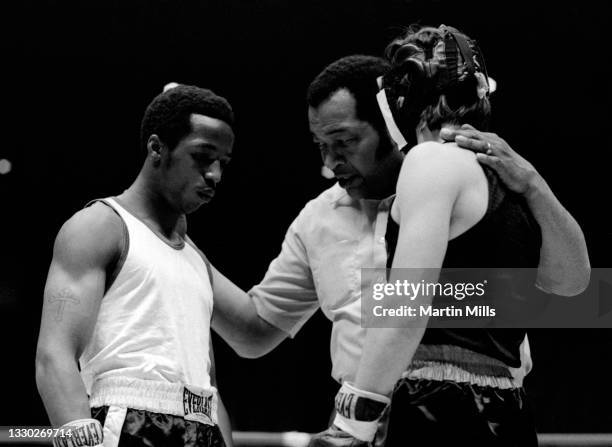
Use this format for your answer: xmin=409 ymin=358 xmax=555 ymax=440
xmin=375 ymin=79 xmax=408 ymax=150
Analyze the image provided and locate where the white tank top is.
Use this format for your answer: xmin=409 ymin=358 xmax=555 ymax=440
xmin=80 ymin=198 xmax=214 ymax=394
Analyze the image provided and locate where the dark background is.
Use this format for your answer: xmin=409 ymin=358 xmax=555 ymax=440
xmin=1 ymin=0 xmax=611 ymax=434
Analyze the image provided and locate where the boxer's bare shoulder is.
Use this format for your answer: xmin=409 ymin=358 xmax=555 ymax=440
xmin=52 ymin=201 xmax=124 ymax=267
xmin=40 ymin=202 xmax=124 ymax=357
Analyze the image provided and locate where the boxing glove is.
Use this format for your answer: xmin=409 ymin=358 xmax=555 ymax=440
xmin=53 ymin=418 xmax=104 ymax=447
xmin=308 ymin=425 xmax=369 ymax=447
xmin=308 ymin=382 xmax=390 ymax=447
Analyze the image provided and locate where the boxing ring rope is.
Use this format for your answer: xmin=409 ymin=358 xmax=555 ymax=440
xmin=2 ymin=429 xmax=612 ymax=446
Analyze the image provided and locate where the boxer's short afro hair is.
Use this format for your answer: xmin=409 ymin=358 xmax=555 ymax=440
xmin=140 ymin=84 xmax=234 ymax=152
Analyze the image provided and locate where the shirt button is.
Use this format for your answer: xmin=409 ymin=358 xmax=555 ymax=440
xmin=378 ymin=237 xmax=385 ymax=243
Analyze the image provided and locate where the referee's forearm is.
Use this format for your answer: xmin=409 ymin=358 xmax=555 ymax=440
xmin=526 ymin=178 xmax=590 ymax=295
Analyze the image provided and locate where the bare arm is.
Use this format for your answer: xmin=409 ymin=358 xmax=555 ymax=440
xmin=210 ymin=218 xmax=319 ymax=358
xmin=355 ymin=143 xmax=462 ymax=395
xmin=35 ymin=204 xmax=122 ymax=426
xmin=210 ymin=340 xmax=234 ymax=447
xmin=210 ymin=266 xmax=288 ymax=358
xmin=216 ymin=397 xmax=233 ymax=447
xmin=443 ymin=124 xmax=590 ymax=295
xmin=523 ymin=177 xmax=590 ymax=295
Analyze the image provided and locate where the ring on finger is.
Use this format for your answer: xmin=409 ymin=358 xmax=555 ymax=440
xmin=486 ymin=142 xmax=493 ymax=155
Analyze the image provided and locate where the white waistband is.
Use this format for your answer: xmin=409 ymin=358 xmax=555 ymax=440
xmin=401 ymin=362 xmax=519 ymax=389
xmin=90 ymin=376 xmax=218 ymax=425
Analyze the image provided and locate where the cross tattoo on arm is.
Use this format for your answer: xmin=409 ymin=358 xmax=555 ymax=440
xmin=48 ymin=288 xmax=80 ymax=322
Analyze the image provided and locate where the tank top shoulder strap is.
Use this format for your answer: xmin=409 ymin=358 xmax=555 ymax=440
xmin=84 ymin=197 xmax=129 ymax=292
xmin=87 ymin=197 xmax=141 ymax=226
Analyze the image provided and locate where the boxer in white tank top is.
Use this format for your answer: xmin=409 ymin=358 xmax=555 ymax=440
xmin=36 ymin=85 xmax=235 ymax=447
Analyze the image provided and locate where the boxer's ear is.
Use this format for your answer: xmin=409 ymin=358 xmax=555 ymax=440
xmin=148 ymin=135 xmax=163 ymax=165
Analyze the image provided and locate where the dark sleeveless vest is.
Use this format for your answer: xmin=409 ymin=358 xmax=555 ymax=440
xmin=385 ymin=165 xmax=541 ymax=374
